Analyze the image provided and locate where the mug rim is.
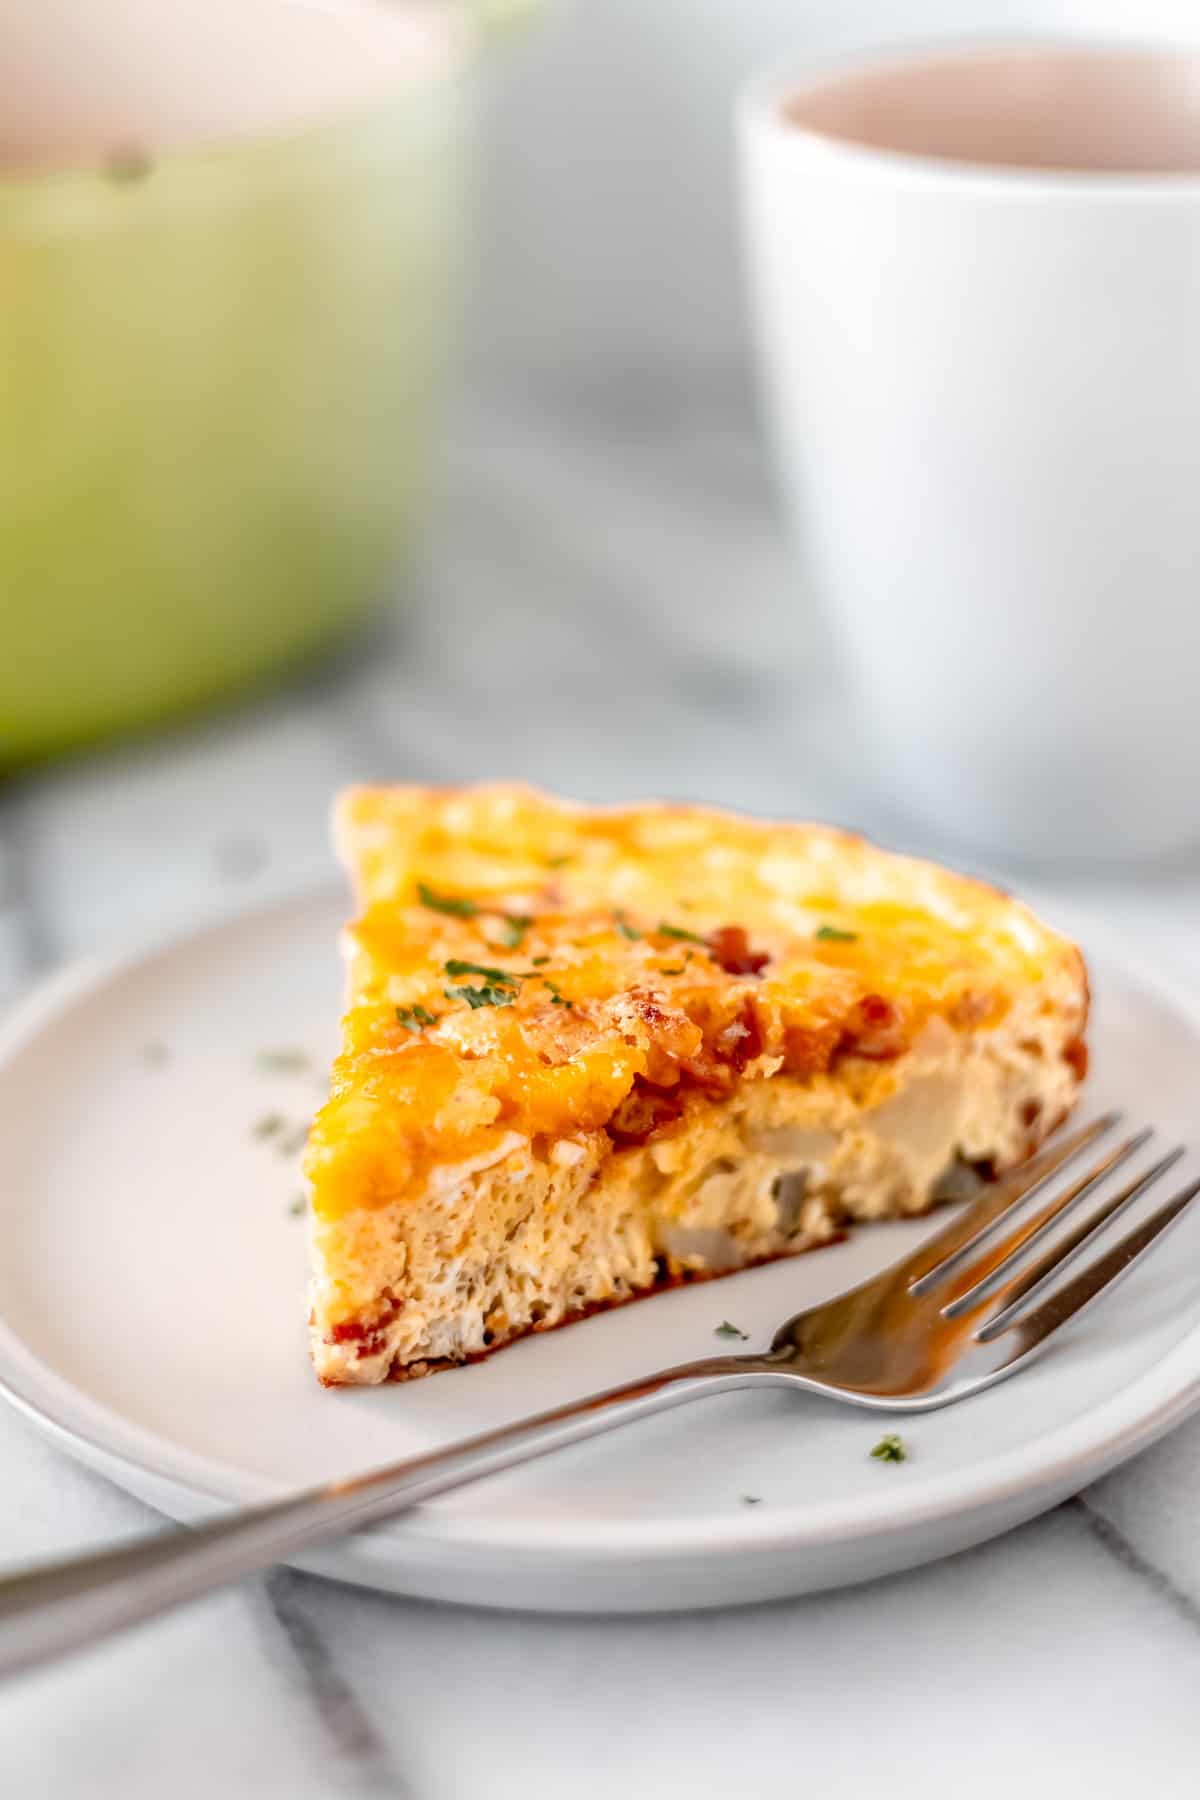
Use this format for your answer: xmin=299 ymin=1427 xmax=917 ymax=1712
xmin=736 ymin=34 xmax=1200 ymax=199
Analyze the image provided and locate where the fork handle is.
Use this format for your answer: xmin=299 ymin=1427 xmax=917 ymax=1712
xmin=0 ymin=1356 xmax=753 ymax=1681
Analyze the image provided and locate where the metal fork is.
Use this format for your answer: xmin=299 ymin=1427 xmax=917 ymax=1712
xmin=2 ymin=1112 xmax=1195 ymax=1680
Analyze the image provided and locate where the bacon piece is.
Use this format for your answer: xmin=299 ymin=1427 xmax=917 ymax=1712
xmin=676 ymin=1050 xmax=736 ymax=1098
xmin=610 ymin=997 xmax=767 ymax=1145
xmin=705 ymin=924 xmax=770 ymax=976
xmin=606 ymin=1080 xmax=687 ymax=1146
xmin=843 ymin=993 xmax=906 ymax=1061
xmin=780 ymin=1020 xmax=842 ymax=1078
xmin=326 ymin=1295 xmax=400 ymax=1354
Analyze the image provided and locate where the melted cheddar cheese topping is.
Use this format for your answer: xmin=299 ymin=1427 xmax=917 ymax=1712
xmin=305 ymin=785 xmax=1081 ymax=1220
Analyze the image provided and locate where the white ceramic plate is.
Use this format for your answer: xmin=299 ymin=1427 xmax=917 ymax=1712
xmin=1 ymin=891 xmax=1199 ymax=1613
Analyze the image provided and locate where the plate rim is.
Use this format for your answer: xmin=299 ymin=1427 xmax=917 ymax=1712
xmin=1 ymin=887 xmax=1199 ymax=1573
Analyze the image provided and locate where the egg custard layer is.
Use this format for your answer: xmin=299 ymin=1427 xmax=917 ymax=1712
xmin=305 ymin=785 xmax=1089 ymax=1384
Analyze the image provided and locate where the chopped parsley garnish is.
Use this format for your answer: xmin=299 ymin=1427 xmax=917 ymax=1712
xmin=815 ymin=925 xmax=858 ymax=944
xmin=741 ymin=1494 xmax=763 ymax=1506
xmin=614 ymin=912 xmax=641 ymax=941
xmin=417 ymin=883 xmax=540 ymax=950
xmin=550 ymin=994 xmax=574 ymax=1009
xmin=445 ymin=983 xmax=517 ymax=1010
xmin=545 ymin=854 xmax=572 ymax=869
xmin=660 ymin=965 xmax=685 ymax=976
xmin=715 ymin=1320 xmax=749 ymax=1341
xmin=256 ymin=1048 xmax=310 ymax=1073
xmin=495 ymin=913 xmax=532 ymax=949
xmin=396 ymin=1004 xmax=437 ymax=1032
xmin=417 ymin=881 xmax=478 ymax=919
xmin=253 ymin=1112 xmax=286 ymax=1140
xmin=658 ymin=921 xmax=706 ymax=945
xmin=870 ymin=1433 xmax=907 ymax=1463
xmin=531 ymin=955 xmax=551 ymax=967
xmin=288 ymin=1194 xmax=307 ymax=1218
xmin=444 ymin=959 xmax=521 ymax=987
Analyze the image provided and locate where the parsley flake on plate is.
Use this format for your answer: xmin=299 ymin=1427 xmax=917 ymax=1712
xmin=870 ymin=1433 xmax=907 ymax=1464
xmin=256 ymin=1048 xmax=310 ymax=1074
xmin=277 ymin=1123 xmax=311 ymax=1158
xmin=715 ymin=1320 xmax=749 ymax=1341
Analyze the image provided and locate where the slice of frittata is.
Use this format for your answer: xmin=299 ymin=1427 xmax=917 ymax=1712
xmin=305 ymin=785 xmax=1088 ymax=1383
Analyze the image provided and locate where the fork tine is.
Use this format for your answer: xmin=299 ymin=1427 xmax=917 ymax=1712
xmin=976 ymin=1170 xmax=1200 ymax=1349
xmin=906 ymin=1112 xmax=1120 ymax=1295
xmin=939 ymin=1129 xmax=1153 ymax=1319
xmin=973 ymin=1147 xmax=1186 ymax=1336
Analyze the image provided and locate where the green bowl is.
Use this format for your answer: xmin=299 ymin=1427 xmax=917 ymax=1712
xmin=0 ymin=5 xmax=477 ymax=766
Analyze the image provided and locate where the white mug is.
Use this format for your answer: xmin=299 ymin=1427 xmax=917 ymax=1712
xmin=739 ymin=43 xmax=1200 ymax=863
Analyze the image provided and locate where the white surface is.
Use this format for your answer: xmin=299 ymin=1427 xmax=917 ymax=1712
xmin=4 ymin=394 xmax=1200 ymax=1790
xmin=2 ymin=899 xmax=1199 ymax=1612
xmin=740 ymin=43 xmax=1200 ymax=862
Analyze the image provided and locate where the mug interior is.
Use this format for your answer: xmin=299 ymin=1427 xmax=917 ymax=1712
xmin=0 ymin=0 xmax=461 ymax=173
xmin=781 ymin=44 xmax=1200 ymax=174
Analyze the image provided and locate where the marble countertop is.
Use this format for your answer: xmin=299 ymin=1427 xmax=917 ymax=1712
xmin=3 ymin=390 xmax=1200 ymax=1799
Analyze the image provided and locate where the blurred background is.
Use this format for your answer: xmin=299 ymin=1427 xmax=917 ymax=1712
xmin=469 ymin=0 xmax=1194 ymax=378
xmin=4 ymin=0 xmax=1200 ymax=992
